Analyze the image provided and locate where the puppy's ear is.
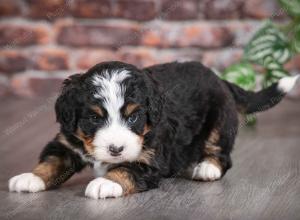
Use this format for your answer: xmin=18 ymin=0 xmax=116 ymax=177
xmin=144 ymin=73 xmax=164 ymax=127
xmin=55 ymin=74 xmax=82 ymax=133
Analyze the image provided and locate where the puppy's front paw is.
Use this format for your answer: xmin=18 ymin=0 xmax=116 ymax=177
xmin=9 ymin=173 xmax=46 ymax=193
xmin=85 ymin=177 xmax=123 ymax=199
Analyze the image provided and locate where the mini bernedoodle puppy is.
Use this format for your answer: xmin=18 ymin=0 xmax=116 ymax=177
xmin=9 ymin=61 xmax=299 ymax=199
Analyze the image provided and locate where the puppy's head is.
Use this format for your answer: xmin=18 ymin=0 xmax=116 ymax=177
xmin=55 ymin=61 xmax=162 ymax=163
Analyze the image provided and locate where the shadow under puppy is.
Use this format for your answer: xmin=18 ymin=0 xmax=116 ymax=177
xmin=9 ymin=61 xmax=299 ymax=199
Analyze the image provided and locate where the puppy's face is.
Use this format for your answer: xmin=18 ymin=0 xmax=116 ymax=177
xmin=56 ymin=62 xmax=159 ymax=164
xmin=78 ymin=69 xmax=148 ymax=163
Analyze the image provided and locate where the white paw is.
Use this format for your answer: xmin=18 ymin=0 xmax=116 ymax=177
xmin=9 ymin=173 xmax=46 ymax=193
xmin=85 ymin=177 xmax=123 ymax=199
xmin=192 ymin=161 xmax=222 ymax=181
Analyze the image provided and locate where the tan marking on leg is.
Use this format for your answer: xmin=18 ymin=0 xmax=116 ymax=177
xmin=105 ymin=169 xmax=136 ymax=195
xmin=204 ymin=143 xmax=222 ymax=155
xmin=204 ymin=129 xmax=221 ymax=156
xmin=32 ymin=156 xmax=65 ymax=188
xmin=207 ymin=129 xmax=220 ymax=144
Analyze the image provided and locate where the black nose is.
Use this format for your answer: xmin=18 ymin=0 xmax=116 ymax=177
xmin=109 ymin=145 xmax=124 ymax=156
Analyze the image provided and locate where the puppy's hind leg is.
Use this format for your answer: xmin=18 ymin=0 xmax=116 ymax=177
xmin=192 ymin=111 xmax=238 ymax=181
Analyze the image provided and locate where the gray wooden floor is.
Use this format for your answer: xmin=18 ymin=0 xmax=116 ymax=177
xmin=1 ymin=96 xmax=300 ymax=220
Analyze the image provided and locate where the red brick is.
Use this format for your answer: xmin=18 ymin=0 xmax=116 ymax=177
xmin=226 ymin=21 xmax=261 ymax=47
xmin=29 ymin=77 xmax=63 ymax=96
xmin=10 ymin=72 xmax=65 ymax=97
xmin=57 ymin=21 xmax=141 ymax=48
xmin=119 ymin=47 xmax=202 ymax=68
xmin=201 ymin=0 xmax=244 ymax=19
xmin=0 ymin=50 xmax=28 ymax=73
xmin=202 ymin=49 xmax=243 ymax=71
xmin=71 ymin=0 xmax=158 ymax=21
xmin=119 ymin=47 xmax=158 ymax=67
xmin=0 ymin=23 xmax=50 ymax=47
xmin=141 ymin=22 xmax=233 ymax=48
xmin=285 ymin=54 xmax=300 ymax=72
xmin=26 ymin=0 xmax=71 ymax=19
xmin=30 ymin=48 xmax=69 ymax=71
xmin=0 ymin=48 xmax=68 ymax=74
xmin=75 ymin=49 xmax=120 ymax=70
xmin=0 ymin=0 xmax=21 ymax=16
xmin=244 ymin=0 xmax=286 ymax=19
xmin=114 ymin=0 xmax=157 ymax=21
xmin=71 ymin=0 xmax=112 ymax=18
xmin=161 ymin=0 xmax=198 ymax=20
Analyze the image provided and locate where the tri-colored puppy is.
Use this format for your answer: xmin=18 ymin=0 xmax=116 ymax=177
xmin=8 ymin=61 xmax=299 ymax=199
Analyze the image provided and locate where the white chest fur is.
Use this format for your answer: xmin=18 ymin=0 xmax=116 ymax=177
xmin=93 ymin=161 xmax=109 ymax=177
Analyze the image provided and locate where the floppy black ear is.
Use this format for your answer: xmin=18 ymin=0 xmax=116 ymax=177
xmin=144 ymin=73 xmax=164 ymax=127
xmin=55 ymin=74 xmax=82 ymax=133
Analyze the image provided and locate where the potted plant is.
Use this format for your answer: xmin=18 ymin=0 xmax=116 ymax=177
xmin=221 ymin=0 xmax=300 ymax=125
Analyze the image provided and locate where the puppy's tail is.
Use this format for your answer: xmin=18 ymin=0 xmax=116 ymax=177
xmin=223 ymin=75 xmax=299 ymax=114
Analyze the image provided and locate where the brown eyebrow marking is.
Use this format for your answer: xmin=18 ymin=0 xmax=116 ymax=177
xmin=124 ymin=103 xmax=140 ymax=116
xmin=90 ymin=105 xmax=104 ymax=117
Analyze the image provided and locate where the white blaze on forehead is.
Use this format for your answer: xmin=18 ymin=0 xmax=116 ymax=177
xmin=92 ymin=69 xmax=130 ymax=121
xmin=91 ymin=69 xmax=142 ymax=163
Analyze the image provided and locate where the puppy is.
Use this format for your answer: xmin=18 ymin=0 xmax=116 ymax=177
xmin=9 ymin=61 xmax=299 ymax=199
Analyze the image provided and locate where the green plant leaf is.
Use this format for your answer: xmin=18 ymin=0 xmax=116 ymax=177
xmin=263 ymin=68 xmax=289 ymax=88
xmin=222 ymin=62 xmax=256 ymax=91
xmin=278 ymin=0 xmax=300 ymax=17
xmin=292 ymin=23 xmax=300 ymax=52
xmin=245 ymin=114 xmax=257 ymax=126
xmin=263 ymin=56 xmax=282 ymax=70
xmin=245 ymin=21 xmax=292 ymax=66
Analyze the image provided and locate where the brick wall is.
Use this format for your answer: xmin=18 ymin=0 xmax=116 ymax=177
xmin=0 ymin=0 xmax=299 ymax=97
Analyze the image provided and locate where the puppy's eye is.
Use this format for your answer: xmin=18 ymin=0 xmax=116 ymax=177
xmin=127 ymin=114 xmax=138 ymax=124
xmin=89 ymin=114 xmax=101 ymax=122
xmin=92 ymin=115 xmax=99 ymax=120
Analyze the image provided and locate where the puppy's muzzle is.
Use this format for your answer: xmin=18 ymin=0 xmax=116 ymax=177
xmin=108 ymin=145 xmax=124 ymax=156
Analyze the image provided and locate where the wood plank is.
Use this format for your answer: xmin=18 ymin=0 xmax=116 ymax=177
xmin=0 ymin=97 xmax=299 ymax=220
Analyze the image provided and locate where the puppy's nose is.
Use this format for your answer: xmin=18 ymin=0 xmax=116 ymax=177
xmin=109 ymin=145 xmax=124 ymax=156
